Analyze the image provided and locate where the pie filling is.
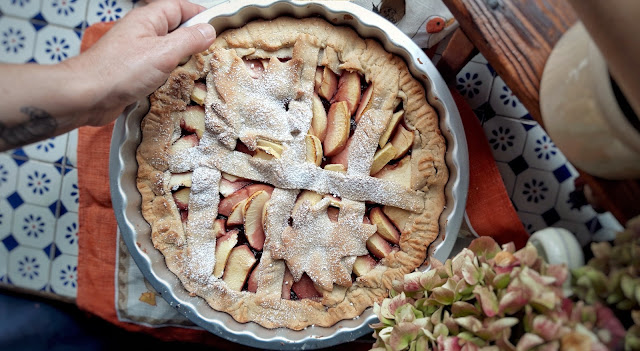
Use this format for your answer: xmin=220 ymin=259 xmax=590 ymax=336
xmin=170 ymin=62 xmax=412 ymax=300
xmin=137 ymin=17 xmax=447 ymax=330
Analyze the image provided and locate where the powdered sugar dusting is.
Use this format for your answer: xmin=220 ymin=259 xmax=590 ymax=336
xmin=182 ymin=167 xmax=220 ymax=284
xmin=206 ymin=49 xmax=312 ymax=150
xmin=271 ymin=197 xmax=374 ymax=290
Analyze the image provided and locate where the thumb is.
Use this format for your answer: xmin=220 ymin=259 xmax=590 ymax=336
xmin=164 ymin=23 xmax=216 ymax=63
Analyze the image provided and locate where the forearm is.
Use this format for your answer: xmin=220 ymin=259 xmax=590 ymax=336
xmin=0 ymin=0 xmax=215 ymax=152
xmin=0 ymin=59 xmax=109 ymax=150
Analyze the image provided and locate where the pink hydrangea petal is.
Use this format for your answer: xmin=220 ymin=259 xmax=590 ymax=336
xmin=473 ymin=286 xmax=499 ymax=317
xmin=468 ymin=237 xmax=501 ymax=260
xmin=515 ymin=333 xmax=545 ymax=350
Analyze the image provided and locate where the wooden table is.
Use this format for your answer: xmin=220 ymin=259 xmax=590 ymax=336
xmin=443 ymin=0 xmax=640 ymax=224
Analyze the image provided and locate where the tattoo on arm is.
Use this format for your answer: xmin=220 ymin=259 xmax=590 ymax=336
xmin=0 ymin=106 xmax=58 ymax=148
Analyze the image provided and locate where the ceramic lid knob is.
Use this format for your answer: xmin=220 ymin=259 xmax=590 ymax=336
xmin=529 ymin=227 xmax=584 ymax=296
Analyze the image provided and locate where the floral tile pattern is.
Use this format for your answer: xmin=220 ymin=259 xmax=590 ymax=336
xmin=0 ymin=0 xmax=136 ymax=300
xmin=86 ymin=0 xmax=132 ymax=25
xmin=41 ymin=0 xmax=89 ymax=29
xmin=455 ymin=62 xmax=493 ymax=109
xmin=0 ymin=16 xmax=36 ymax=63
xmin=452 ymin=52 xmax=621 ymax=249
xmin=21 ymin=135 xmax=68 ymax=164
xmin=16 ymin=160 xmax=63 ymax=208
xmin=49 ymin=254 xmax=77 ymax=297
xmin=7 ymin=246 xmax=50 ymax=290
xmin=33 ymin=24 xmax=81 ymax=64
xmin=0 ymin=1 xmax=623 ymax=304
xmin=0 ymin=0 xmax=42 ymax=20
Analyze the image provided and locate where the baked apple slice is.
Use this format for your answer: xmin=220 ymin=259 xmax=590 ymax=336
xmin=218 ymin=184 xmax=274 ymax=216
xmin=243 ymin=190 xmax=270 ymax=251
xmin=390 ymin=124 xmax=414 ymax=160
xmin=292 ymin=190 xmax=323 ymax=216
xmin=170 ymin=134 xmax=198 ymax=155
xmin=291 ymin=274 xmax=322 ymax=300
xmin=219 ymin=178 xmax=250 ymax=197
xmin=247 ymin=265 xmax=259 ymax=293
xmin=172 ymin=188 xmax=190 ymax=211
xmin=379 ymin=110 xmax=404 ymax=148
xmin=191 ymin=81 xmax=207 ymax=105
xmin=213 ymin=229 xmax=239 ymax=278
xmin=310 ymin=93 xmax=327 ymax=141
xmin=370 ymin=143 xmax=397 ymax=175
xmin=369 ymin=207 xmax=400 ymax=244
xmin=355 ymin=84 xmax=373 ymax=123
xmin=180 ymin=106 xmax=205 ymax=139
xmin=256 ymin=139 xmax=284 ymax=159
xmin=323 ymin=101 xmax=350 ymax=157
xmin=222 ymin=245 xmax=256 ymax=291
xmin=366 ymin=233 xmax=393 ymax=259
xmin=305 ymin=134 xmax=323 ymax=166
xmin=382 ymin=205 xmax=411 ymax=234
xmin=227 ymin=198 xmax=247 ymax=226
xmin=353 ymin=255 xmax=377 ymax=276
xmin=324 ymin=164 xmax=346 ymax=173
xmin=317 ymin=67 xmax=338 ymax=101
xmin=331 ymin=70 xmax=361 ymax=115
xmin=168 ymin=172 xmax=192 ymax=190
xmin=213 ymin=218 xmax=226 ymax=238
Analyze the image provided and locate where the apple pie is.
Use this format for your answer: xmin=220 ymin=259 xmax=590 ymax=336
xmin=136 ymin=17 xmax=448 ymax=330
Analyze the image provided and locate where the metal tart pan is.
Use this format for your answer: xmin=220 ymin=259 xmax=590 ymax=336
xmin=110 ymin=0 xmax=469 ymax=349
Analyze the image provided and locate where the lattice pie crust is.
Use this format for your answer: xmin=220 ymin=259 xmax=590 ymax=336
xmin=136 ymin=17 xmax=447 ymax=330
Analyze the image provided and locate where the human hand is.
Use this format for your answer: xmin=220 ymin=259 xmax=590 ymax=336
xmin=71 ymin=0 xmax=216 ymax=126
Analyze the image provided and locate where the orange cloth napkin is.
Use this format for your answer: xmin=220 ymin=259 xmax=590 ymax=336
xmin=76 ymin=22 xmax=527 ymax=346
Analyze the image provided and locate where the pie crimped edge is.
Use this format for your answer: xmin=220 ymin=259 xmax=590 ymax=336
xmin=136 ymin=17 xmax=448 ymax=330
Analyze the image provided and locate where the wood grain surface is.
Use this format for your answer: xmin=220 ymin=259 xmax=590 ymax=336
xmin=443 ymin=0 xmax=576 ymax=125
xmin=443 ymin=0 xmax=640 ymax=224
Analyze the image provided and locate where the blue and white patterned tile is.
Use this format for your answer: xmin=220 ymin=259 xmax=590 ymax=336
xmin=54 ymin=211 xmax=77 ymax=255
xmin=0 ymin=154 xmax=19 ymax=198
xmin=522 ymin=125 xmax=567 ymax=171
xmin=86 ymin=0 xmax=133 ymax=25
xmin=16 ymin=160 xmax=63 ymax=207
xmin=555 ymin=180 xmax=598 ymax=223
xmin=33 ymin=24 xmax=81 ymax=64
xmin=49 ymin=254 xmax=77 ymax=297
xmin=60 ymin=167 xmax=78 ymax=213
xmin=0 ymin=16 xmax=37 ymax=63
xmin=489 ymin=76 xmax=528 ymax=118
xmin=65 ymin=129 xmax=77 ymax=167
xmin=12 ymin=203 xmax=55 ymax=249
xmin=482 ymin=116 xmax=527 ymax=162
xmin=597 ymin=212 xmax=624 ymax=233
xmin=8 ymin=245 xmax=50 ymax=290
xmin=513 ymin=168 xmax=560 ymax=215
xmin=0 ymin=239 xmax=7 ymax=281
xmin=592 ymin=212 xmax=623 ymax=243
xmin=495 ymin=161 xmax=516 ymax=197
xmin=517 ymin=211 xmax=547 ymax=235
xmin=455 ymin=62 xmax=494 ymax=110
xmin=0 ymin=199 xmax=14 ymax=239
xmin=470 ymin=52 xmax=488 ymax=64
xmin=41 ymin=0 xmax=89 ymax=29
xmin=0 ymin=0 xmax=42 ymax=20
xmin=21 ymin=135 xmax=68 ymax=163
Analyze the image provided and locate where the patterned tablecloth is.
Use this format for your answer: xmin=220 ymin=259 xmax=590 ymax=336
xmin=0 ymin=0 xmax=622 ymax=314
